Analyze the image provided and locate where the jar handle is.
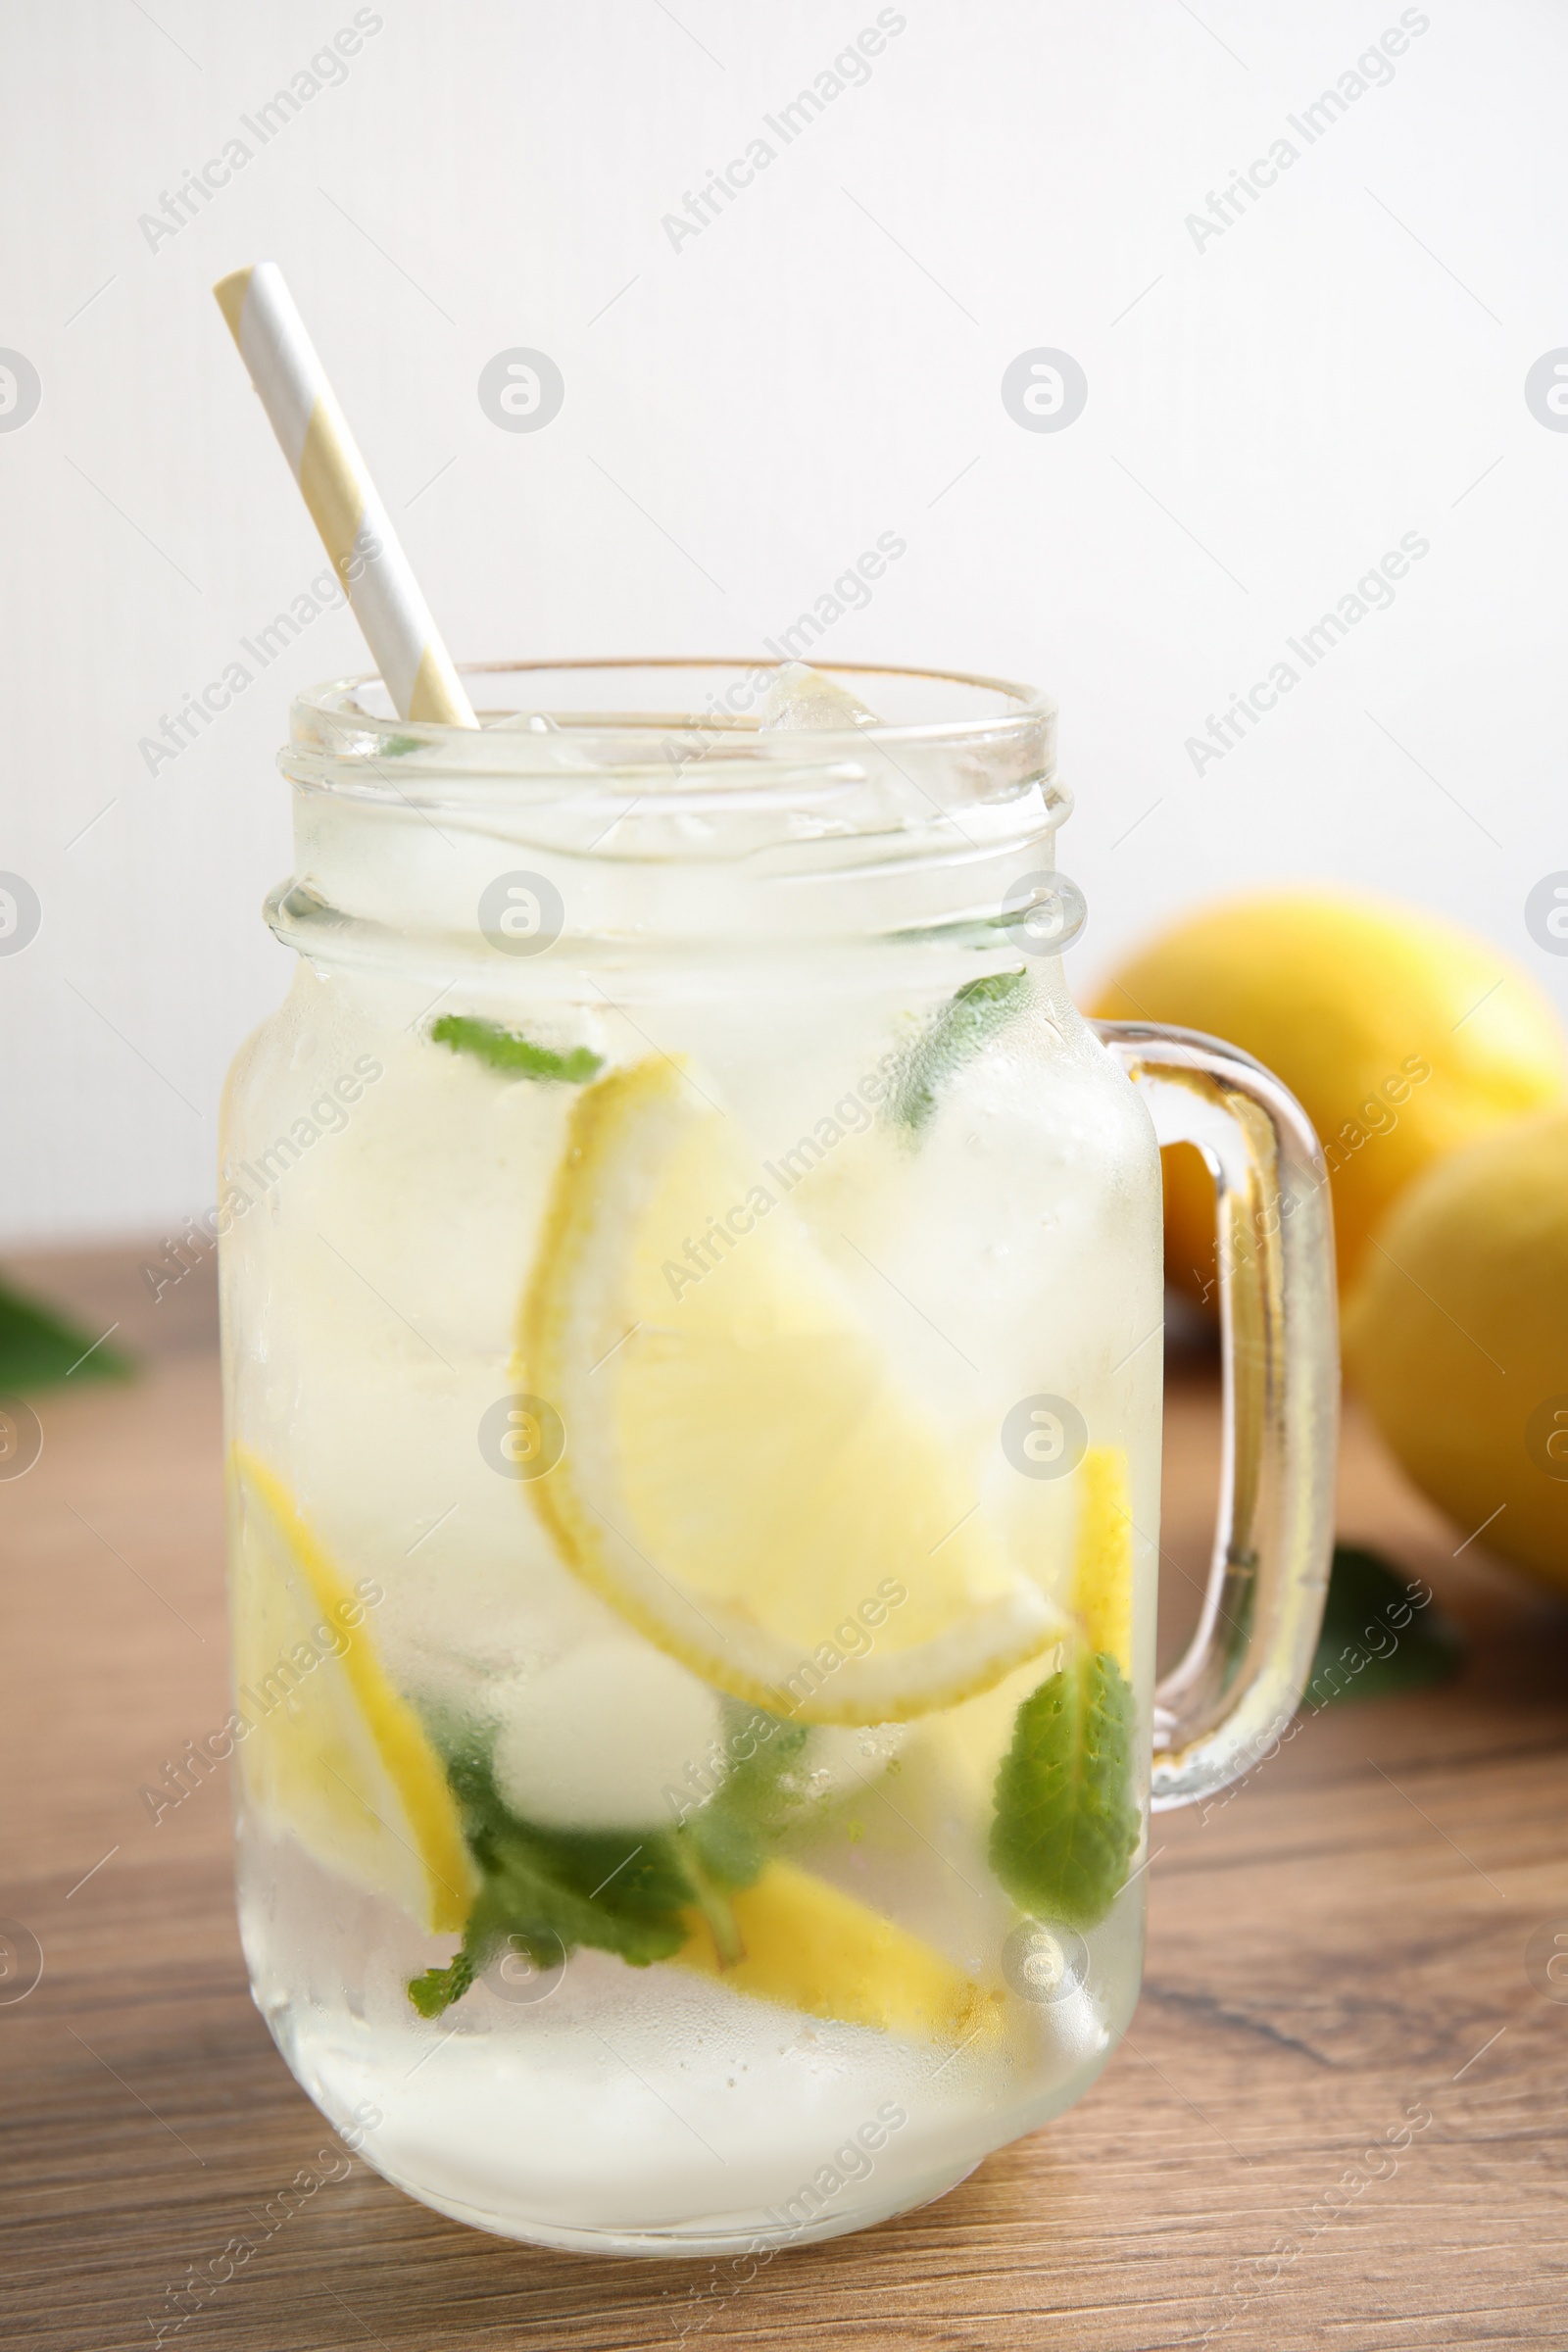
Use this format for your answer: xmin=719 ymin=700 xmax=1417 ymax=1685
xmin=1095 ymin=1020 xmax=1340 ymax=1810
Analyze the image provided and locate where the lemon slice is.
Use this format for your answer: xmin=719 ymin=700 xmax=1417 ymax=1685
xmin=675 ymin=1860 xmax=1001 ymax=2043
xmin=1073 ymin=1446 xmax=1134 ymax=1675
xmin=517 ymin=1057 xmax=1061 ymax=1725
xmin=229 ymin=1446 xmax=476 ymax=1933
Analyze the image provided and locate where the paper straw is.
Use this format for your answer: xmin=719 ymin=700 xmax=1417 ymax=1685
xmin=214 ymin=262 xmax=476 ymax=727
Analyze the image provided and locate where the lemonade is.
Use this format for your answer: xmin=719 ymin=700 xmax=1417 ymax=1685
xmin=219 ymin=661 xmax=1331 ymax=2253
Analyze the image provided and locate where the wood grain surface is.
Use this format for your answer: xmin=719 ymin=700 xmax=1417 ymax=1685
xmin=3 ymin=1245 xmax=1566 ymax=2351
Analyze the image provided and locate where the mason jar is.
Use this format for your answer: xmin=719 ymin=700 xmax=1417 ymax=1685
xmin=218 ymin=659 xmax=1337 ymax=2255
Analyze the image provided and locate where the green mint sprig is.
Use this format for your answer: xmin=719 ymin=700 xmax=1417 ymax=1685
xmin=1305 ymin=1544 xmax=1463 ymax=1706
xmin=430 ymin=1014 xmax=604 ymax=1085
xmin=408 ymin=1711 xmax=811 ymax=2019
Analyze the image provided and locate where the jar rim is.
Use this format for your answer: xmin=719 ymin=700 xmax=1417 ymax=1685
xmin=287 ymin=656 xmax=1058 ymax=785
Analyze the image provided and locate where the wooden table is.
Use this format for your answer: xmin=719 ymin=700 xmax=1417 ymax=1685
xmin=4 ymin=1246 xmax=1566 ymax=2351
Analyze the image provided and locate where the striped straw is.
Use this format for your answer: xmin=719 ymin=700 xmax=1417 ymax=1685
xmin=214 ymin=262 xmax=476 ymax=728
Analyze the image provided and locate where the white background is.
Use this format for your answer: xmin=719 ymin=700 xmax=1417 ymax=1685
xmin=2 ymin=0 xmax=1566 ymax=1244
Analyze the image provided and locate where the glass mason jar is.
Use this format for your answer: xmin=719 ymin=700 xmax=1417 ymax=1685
xmin=220 ymin=659 xmax=1337 ymax=2256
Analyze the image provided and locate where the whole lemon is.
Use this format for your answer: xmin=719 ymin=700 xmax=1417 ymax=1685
xmin=1091 ymin=892 xmax=1566 ymax=1300
xmin=1344 ymin=1107 xmax=1568 ymax=1590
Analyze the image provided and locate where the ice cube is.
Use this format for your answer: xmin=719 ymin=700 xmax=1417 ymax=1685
xmin=758 ymin=662 xmax=881 ymax=731
xmin=489 ymin=1638 xmax=723 ymax=1831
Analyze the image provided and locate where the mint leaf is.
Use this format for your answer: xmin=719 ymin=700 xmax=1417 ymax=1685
xmin=408 ymin=1739 xmax=705 ymax=2018
xmin=989 ymin=1651 xmax=1140 ymax=1930
xmin=0 ymin=1275 xmax=133 ymax=1392
xmin=889 ymin=971 xmax=1029 ymax=1135
xmin=1304 ymin=1544 xmax=1463 ymax=1707
xmin=459 ymin=1743 xmax=691 ymax=1930
xmin=409 ymin=1949 xmax=473 ymax=2019
xmin=431 ymin=1015 xmax=604 ymax=1085
xmin=470 ymin=1818 xmax=691 ymax=1958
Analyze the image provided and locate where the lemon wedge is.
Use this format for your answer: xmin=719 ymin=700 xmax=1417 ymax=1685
xmin=675 ymin=1859 xmax=1001 ymax=2043
xmin=1072 ymin=1446 xmax=1134 ymax=1675
xmin=516 ymin=1056 xmax=1061 ymax=1726
xmin=229 ymin=1446 xmax=476 ymax=1933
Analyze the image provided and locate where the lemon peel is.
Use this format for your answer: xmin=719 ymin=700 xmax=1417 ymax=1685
xmin=230 ymin=1446 xmax=475 ymax=1933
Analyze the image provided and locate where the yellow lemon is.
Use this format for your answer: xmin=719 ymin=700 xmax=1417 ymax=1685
xmin=230 ymin=1446 xmax=476 ymax=1932
xmin=1344 ymin=1106 xmax=1568 ymax=1592
xmin=675 ymin=1859 xmax=1001 ymax=2042
xmin=1092 ymin=892 xmax=1566 ymax=1300
xmin=516 ymin=1056 xmax=1063 ymax=1726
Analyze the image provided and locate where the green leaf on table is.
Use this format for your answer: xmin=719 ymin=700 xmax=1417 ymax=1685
xmin=1303 ymin=1544 xmax=1464 ymax=1708
xmin=0 ymin=1274 xmax=133 ymax=1393
xmin=888 ymin=971 xmax=1029 ymax=1135
xmin=989 ymin=1650 xmax=1140 ymax=1930
xmin=430 ymin=1014 xmax=604 ymax=1085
